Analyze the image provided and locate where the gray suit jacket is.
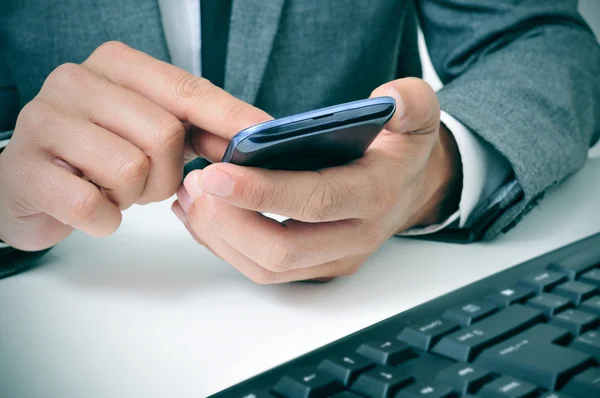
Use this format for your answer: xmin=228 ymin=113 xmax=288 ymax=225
xmin=0 ymin=0 xmax=599 ymax=274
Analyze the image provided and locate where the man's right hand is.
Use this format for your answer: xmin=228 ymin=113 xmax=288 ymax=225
xmin=0 ymin=41 xmax=271 ymax=251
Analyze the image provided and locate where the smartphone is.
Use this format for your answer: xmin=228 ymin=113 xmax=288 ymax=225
xmin=221 ymin=96 xmax=396 ymax=171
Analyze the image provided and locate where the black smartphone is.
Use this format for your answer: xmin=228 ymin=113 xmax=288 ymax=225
xmin=221 ymin=96 xmax=396 ymax=170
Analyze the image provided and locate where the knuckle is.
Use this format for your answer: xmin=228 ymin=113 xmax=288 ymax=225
xmin=114 ymin=152 xmax=150 ymax=186
xmin=69 ymin=186 xmax=101 ymax=224
xmin=302 ymin=179 xmax=340 ymax=222
xmin=410 ymin=78 xmax=439 ymax=119
xmin=153 ymin=114 xmax=185 ymax=154
xmin=224 ymin=102 xmax=256 ymax=127
xmin=16 ymin=100 xmax=46 ymax=130
xmin=92 ymin=41 xmax=130 ymax=62
xmin=253 ymin=268 xmax=281 ymax=284
xmin=263 ymin=238 xmax=296 ymax=272
xmin=16 ymin=101 xmax=62 ymax=145
xmin=45 ymin=63 xmax=86 ymax=90
xmin=173 ymin=74 xmax=213 ymax=102
xmin=245 ymin=177 xmax=272 ymax=210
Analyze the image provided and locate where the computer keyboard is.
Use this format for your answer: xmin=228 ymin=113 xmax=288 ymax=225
xmin=210 ymin=233 xmax=600 ymax=398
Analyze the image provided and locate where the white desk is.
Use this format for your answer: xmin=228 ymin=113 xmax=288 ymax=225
xmin=1 ymin=157 xmax=599 ymax=398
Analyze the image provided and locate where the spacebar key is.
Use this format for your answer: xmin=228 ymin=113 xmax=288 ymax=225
xmin=432 ymin=304 xmax=544 ymax=362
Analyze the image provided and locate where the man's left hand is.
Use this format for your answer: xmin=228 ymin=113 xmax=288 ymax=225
xmin=173 ymin=78 xmax=462 ymax=283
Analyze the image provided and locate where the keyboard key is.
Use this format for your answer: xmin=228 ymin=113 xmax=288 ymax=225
xmin=526 ymin=293 xmax=573 ymax=317
xmin=548 ymin=245 xmax=600 ymax=280
xmin=272 ymin=369 xmax=342 ymax=398
xmin=580 ymin=268 xmax=600 ymax=287
xmin=357 ymin=340 xmax=415 ymax=366
xmin=479 ymin=376 xmax=537 ymax=398
xmin=485 ymin=285 xmax=536 ymax=308
xmin=350 ymin=366 xmax=414 ymax=398
xmin=318 ymin=354 xmax=374 ymax=386
xmin=435 ymin=363 xmax=493 ymax=395
xmin=475 ymin=324 xmax=593 ymax=390
xmin=443 ymin=300 xmax=499 ymax=326
xmin=570 ymin=330 xmax=600 ymax=360
xmin=394 ymin=354 xmax=454 ymax=382
xmin=553 ymin=281 xmax=597 ymax=305
xmin=394 ymin=381 xmax=454 ymax=397
xmin=550 ymin=309 xmax=600 ymax=335
xmin=397 ymin=319 xmax=460 ymax=351
xmin=580 ymin=296 xmax=600 ymax=316
xmin=432 ymin=305 xmax=544 ymax=362
xmin=521 ymin=270 xmax=567 ymax=293
xmin=538 ymin=393 xmax=574 ymax=398
xmin=561 ymin=367 xmax=600 ymax=397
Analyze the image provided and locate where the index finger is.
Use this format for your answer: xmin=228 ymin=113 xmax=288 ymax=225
xmin=82 ymin=41 xmax=272 ymax=139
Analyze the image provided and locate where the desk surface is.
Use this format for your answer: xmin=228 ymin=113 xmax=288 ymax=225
xmin=1 ymin=157 xmax=599 ymax=398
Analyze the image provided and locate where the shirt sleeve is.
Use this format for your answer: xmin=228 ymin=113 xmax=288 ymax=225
xmin=399 ymin=111 xmax=512 ymax=236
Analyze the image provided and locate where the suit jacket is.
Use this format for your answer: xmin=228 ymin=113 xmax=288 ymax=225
xmin=0 ymin=0 xmax=599 ymax=274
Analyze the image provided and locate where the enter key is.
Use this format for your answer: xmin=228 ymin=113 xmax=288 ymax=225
xmin=475 ymin=324 xmax=595 ymax=390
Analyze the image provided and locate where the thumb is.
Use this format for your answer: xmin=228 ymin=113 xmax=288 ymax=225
xmin=370 ymin=77 xmax=440 ymax=135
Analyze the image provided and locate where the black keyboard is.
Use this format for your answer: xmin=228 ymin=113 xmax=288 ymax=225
xmin=210 ymin=233 xmax=600 ymax=398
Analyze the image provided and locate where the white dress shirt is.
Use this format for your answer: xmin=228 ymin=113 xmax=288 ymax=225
xmin=0 ymin=1 xmax=511 ymax=239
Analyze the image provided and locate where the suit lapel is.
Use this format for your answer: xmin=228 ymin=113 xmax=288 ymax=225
xmin=225 ymin=0 xmax=286 ymax=104
xmin=94 ymin=0 xmax=283 ymax=104
xmin=93 ymin=0 xmax=170 ymax=62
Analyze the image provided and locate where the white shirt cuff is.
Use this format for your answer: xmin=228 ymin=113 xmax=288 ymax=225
xmin=400 ymin=111 xmax=512 ymax=236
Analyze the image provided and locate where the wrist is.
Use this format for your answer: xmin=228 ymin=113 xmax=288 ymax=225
xmin=409 ymin=123 xmax=463 ymax=228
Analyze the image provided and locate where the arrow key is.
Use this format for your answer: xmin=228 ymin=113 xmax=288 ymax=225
xmin=357 ymin=340 xmax=416 ymax=365
xmin=272 ymin=369 xmax=343 ymax=398
xmin=318 ymin=354 xmax=375 ymax=386
xmin=395 ymin=381 xmax=455 ymax=397
xmin=351 ymin=366 xmax=414 ymax=398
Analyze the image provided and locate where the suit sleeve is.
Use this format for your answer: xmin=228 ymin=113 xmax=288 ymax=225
xmin=416 ymin=0 xmax=600 ymax=241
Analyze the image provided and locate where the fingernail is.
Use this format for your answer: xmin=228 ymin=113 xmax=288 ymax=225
xmin=382 ymin=87 xmax=405 ymax=119
xmin=199 ymin=170 xmax=234 ymax=197
xmin=177 ymin=186 xmax=193 ymax=214
xmin=172 ymin=201 xmax=187 ymax=224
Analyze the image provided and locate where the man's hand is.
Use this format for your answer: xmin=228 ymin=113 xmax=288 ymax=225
xmin=173 ymin=78 xmax=462 ymax=283
xmin=0 ymin=41 xmax=270 ymax=251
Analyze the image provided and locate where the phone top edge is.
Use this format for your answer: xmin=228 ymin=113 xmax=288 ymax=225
xmin=227 ymin=96 xmax=396 ymax=151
